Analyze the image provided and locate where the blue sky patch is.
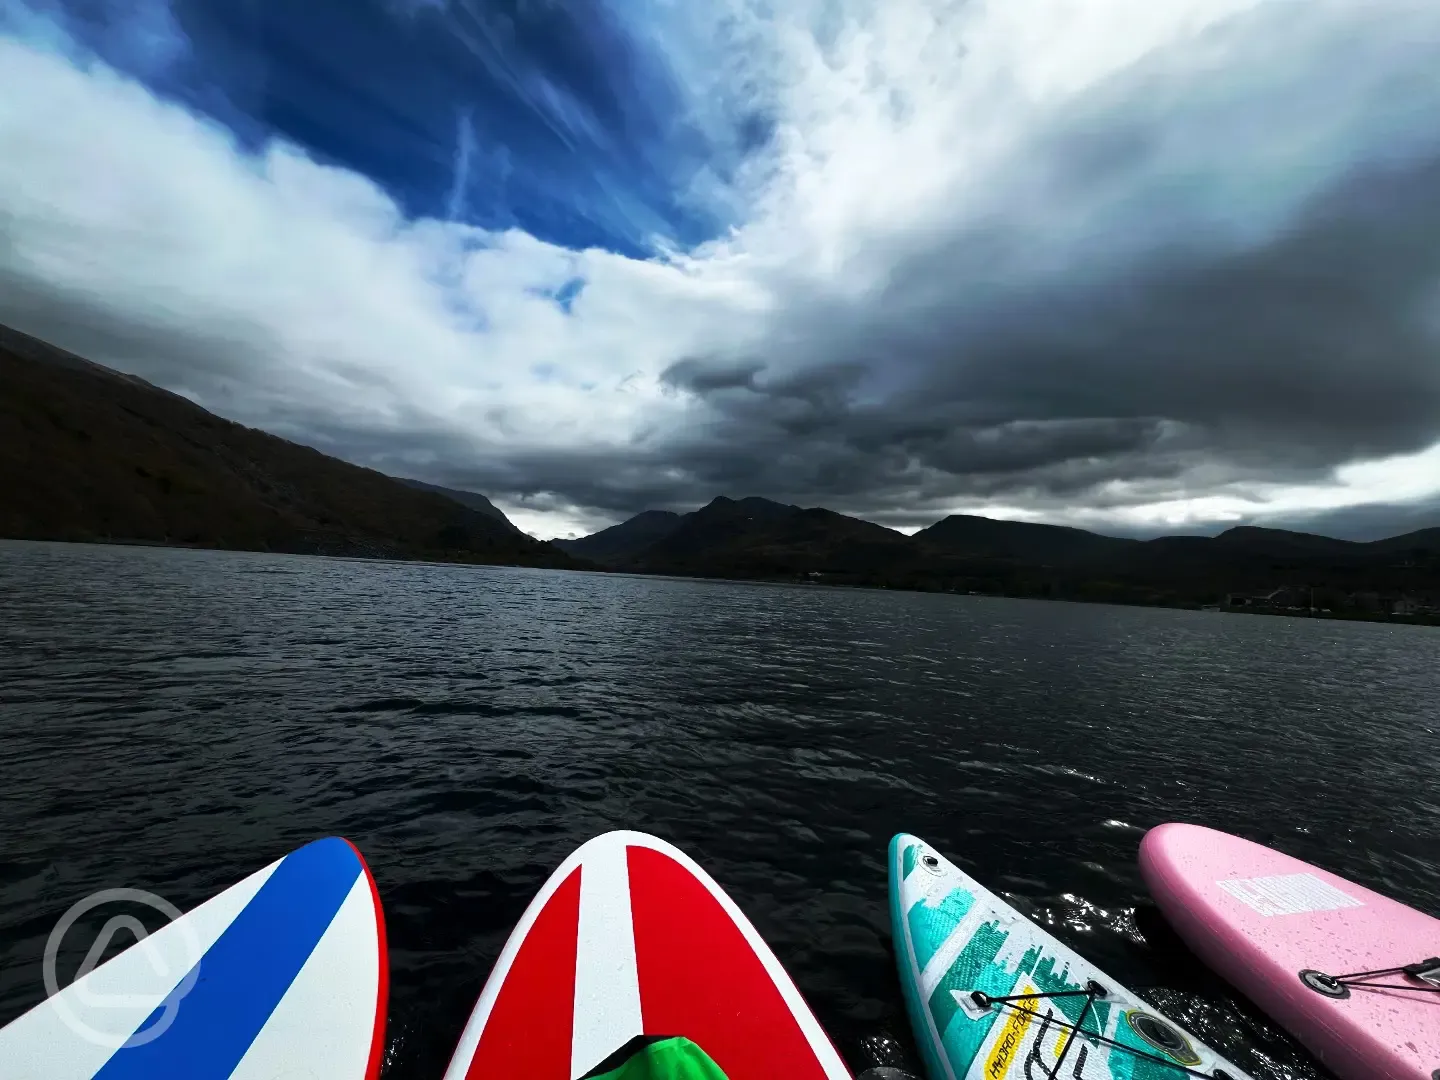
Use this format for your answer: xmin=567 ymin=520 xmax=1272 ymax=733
xmin=29 ymin=0 xmax=751 ymax=257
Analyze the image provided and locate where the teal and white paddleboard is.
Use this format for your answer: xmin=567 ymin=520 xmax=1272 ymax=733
xmin=889 ymin=834 xmax=1249 ymax=1080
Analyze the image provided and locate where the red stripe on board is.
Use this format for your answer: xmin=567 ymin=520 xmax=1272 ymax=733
xmin=342 ymin=839 xmax=390 ymax=1080
xmin=464 ymin=867 xmax=582 ymax=1080
xmin=627 ymin=846 xmax=833 ymax=1080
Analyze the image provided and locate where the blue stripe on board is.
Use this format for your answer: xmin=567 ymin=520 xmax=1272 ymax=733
xmin=93 ymin=837 xmax=363 ymax=1080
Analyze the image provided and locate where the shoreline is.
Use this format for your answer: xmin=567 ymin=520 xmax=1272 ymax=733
xmin=7 ymin=534 xmax=1437 ymax=629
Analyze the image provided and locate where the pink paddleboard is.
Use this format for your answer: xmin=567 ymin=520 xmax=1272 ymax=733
xmin=1140 ymin=823 xmax=1440 ymax=1080
xmin=442 ymin=830 xmax=850 ymax=1080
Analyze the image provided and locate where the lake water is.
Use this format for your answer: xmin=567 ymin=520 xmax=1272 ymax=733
xmin=1 ymin=540 xmax=1437 ymax=1078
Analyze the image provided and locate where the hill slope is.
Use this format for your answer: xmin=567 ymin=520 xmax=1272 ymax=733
xmin=553 ymin=509 xmax=682 ymax=564
xmin=914 ymin=513 xmax=1137 ymax=564
xmin=629 ymin=497 xmax=801 ymax=568
xmin=397 ymin=478 xmax=522 ymax=534
xmin=1366 ymin=527 xmax=1440 ymax=556
xmin=1208 ymin=525 xmax=1362 ymax=559
xmin=631 ymin=504 xmax=911 ymax=577
xmin=0 ymin=324 xmax=580 ymax=568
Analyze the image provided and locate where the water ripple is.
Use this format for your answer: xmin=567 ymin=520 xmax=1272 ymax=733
xmin=1 ymin=540 xmax=1437 ymax=1079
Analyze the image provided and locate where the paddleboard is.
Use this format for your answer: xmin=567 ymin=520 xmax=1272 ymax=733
xmin=890 ymin=833 xmax=1250 ymax=1080
xmin=443 ymin=830 xmax=850 ymax=1080
xmin=1140 ymin=822 xmax=1440 ymax=1080
xmin=0 ymin=836 xmax=388 ymax=1080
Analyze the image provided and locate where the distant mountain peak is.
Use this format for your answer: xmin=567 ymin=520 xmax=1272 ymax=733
xmin=1209 ymin=525 xmax=1359 ymax=555
xmin=1216 ymin=525 xmax=1326 ymax=539
xmin=551 ymin=508 xmax=683 ymax=564
xmin=696 ymin=495 xmax=798 ymax=516
xmin=915 ymin=512 xmax=1136 ymax=564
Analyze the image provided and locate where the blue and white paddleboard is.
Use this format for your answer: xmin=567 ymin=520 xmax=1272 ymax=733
xmin=890 ymin=833 xmax=1249 ymax=1080
xmin=0 ymin=836 xmax=388 ymax=1080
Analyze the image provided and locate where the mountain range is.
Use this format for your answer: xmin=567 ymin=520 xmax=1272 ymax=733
xmin=556 ymin=496 xmax=1440 ymax=609
xmin=5 ymin=320 xmax=1437 ymax=612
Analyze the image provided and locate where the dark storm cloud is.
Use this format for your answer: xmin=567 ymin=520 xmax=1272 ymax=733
xmin=1257 ymin=497 xmax=1440 ymax=542
xmin=317 ymin=143 xmax=1440 ymax=532
xmin=521 ymin=4 xmax=1439 ymax=530
xmin=626 ymin=135 xmax=1440 ymax=528
xmin=660 ymin=357 xmax=765 ymax=395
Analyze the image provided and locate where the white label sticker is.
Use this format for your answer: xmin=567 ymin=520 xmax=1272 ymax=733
xmin=1216 ymin=872 xmax=1364 ymax=917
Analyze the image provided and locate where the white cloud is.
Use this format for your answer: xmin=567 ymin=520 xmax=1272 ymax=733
xmin=2 ymin=0 xmax=1439 ymax=540
xmin=1117 ymin=442 xmax=1440 ymax=530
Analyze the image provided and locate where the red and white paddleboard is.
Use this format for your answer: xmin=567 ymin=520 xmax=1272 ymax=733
xmin=442 ymin=830 xmax=850 ymax=1080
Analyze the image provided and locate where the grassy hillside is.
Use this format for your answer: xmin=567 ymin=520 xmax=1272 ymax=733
xmin=0 ymin=324 xmax=580 ymax=569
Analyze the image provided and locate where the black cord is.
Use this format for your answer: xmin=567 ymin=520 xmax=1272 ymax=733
xmin=1331 ymin=965 xmax=1408 ymax=980
xmin=1047 ymin=986 xmax=1096 ymax=1080
xmin=971 ymin=987 xmax=1225 ymax=1080
xmin=985 ymin=987 xmax=1100 ymax=1003
xmin=1328 ymin=957 xmax=1440 ymax=994
xmin=1332 ymin=982 xmax=1440 ymax=995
